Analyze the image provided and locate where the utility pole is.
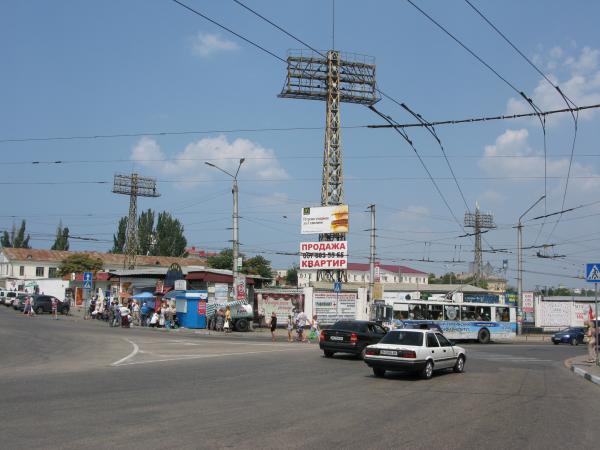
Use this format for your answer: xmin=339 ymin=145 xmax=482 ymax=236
xmin=206 ymin=159 xmax=245 ymax=300
xmin=112 ymin=173 xmax=160 ymax=269
xmin=367 ymin=204 xmax=376 ymax=304
xmin=516 ymin=195 xmax=545 ymax=335
xmin=464 ymin=203 xmax=495 ymax=284
xmin=280 ymin=49 xmax=378 ymax=282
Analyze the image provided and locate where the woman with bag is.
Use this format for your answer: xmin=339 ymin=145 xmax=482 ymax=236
xmin=287 ymin=315 xmax=294 ymax=343
xmin=270 ymin=311 xmax=277 ymax=342
xmin=224 ymin=305 xmax=232 ymax=333
xmin=308 ymin=315 xmax=319 ymax=342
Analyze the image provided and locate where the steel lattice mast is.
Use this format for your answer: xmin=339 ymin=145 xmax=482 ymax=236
xmin=112 ymin=173 xmax=160 ymax=269
xmin=280 ymin=49 xmax=378 ymax=281
xmin=464 ymin=203 xmax=495 ymax=284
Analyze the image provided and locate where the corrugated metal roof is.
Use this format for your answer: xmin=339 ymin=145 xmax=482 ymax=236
xmin=1 ymin=247 xmax=207 ymax=268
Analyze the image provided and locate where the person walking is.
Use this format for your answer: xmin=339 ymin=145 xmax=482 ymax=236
xmin=159 ymin=303 xmax=166 ymax=329
xmin=140 ymin=301 xmax=149 ymax=327
xmin=164 ymin=303 xmax=173 ymax=330
xmin=23 ymin=296 xmax=32 ymax=317
xmin=287 ymin=315 xmax=294 ymax=343
xmin=132 ymin=301 xmax=141 ymax=326
xmin=149 ymin=310 xmax=159 ymax=328
xmin=114 ymin=303 xmax=121 ymax=328
xmin=51 ymin=297 xmax=58 ymax=320
xmin=270 ymin=311 xmax=277 ymax=342
xmin=308 ymin=314 xmax=319 ymax=342
xmin=587 ymin=320 xmax=597 ymax=363
xmin=296 ymin=310 xmax=308 ymax=343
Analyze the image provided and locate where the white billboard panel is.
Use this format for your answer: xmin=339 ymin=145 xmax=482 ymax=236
xmin=301 ymin=205 xmax=349 ymax=234
xmin=313 ymin=291 xmax=357 ymax=324
xmin=300 ymin=241 xmax=347 ymax=270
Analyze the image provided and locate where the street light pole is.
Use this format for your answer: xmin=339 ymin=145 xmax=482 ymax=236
xmin=516 ymin=195 xmax=545 ymax=335
xmin=205 ymin=159 xmax=245 ymax=301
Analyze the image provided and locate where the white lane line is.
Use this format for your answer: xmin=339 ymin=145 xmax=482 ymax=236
xmin=114 ymin=347 xmax=314 ymax=367
xmin=111 ymin=339 xmax=140 ymax=367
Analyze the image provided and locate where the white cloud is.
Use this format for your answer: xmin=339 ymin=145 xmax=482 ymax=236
xmin=479 ymin=128 xmax=600 ymax=194
xmin=506 ymin=46 xmax=600 ymax=122
xmin=480 ymin=189 xmax=506 ymax=204
xmin=392 ymin=205 xmax=431 ymax=222
xmin=191 ymin=32 xmax=239 ymax=57
xmin=131 ymin=135 xmax=289 ymax=188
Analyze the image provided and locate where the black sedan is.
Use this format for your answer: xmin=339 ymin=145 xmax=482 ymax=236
xmin=32 ymin=295 xmax=70 ymax=315
xmin=319 ymin=320 xmax=388 ymax=359
xmin=552 ymin=327 xmax=585 ymax=345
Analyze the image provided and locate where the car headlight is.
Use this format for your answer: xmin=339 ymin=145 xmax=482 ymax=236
xmin=563 ymin=335 xmax=570 ymax=338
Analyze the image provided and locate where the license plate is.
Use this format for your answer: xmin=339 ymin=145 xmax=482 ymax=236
xmin=380 ymin=350 xmax=397 ymax=356
xmin=330 ymin=336 xmax=343 ymax=341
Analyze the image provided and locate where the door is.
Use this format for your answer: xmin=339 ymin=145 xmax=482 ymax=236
xmin=426 ymin=332 xmax=441 ymax=365
xmin=435 ymin=333 xmax=455 ymax=368
xmin=368 ymin=324 xmax=387 ymax=345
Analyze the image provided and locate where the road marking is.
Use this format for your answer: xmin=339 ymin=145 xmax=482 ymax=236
xmin=111 ymin=339 xmax=140 ymax=367
xmin=113 ymin=347 xmax=314 ymax=367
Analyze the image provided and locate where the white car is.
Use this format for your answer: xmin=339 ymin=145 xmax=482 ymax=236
xmin=363 ymin=329 xmax=466 ymax=379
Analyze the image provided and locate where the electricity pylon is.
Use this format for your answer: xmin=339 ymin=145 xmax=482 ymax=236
xmin=112 ymin=173 xmax=160 ymax=269
xmin=280 ymin=49 xmax=379 ymax=281
xmin=464 ymin=203 xmax=495 ymax=284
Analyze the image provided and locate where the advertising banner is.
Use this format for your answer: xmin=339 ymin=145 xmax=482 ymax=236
xmin=256 ymin=292 xmax=304 ymax=324
xmin=235 ymin=276 xmax=246 ymax=301
xmin=522 ymin=292 xmax=534 ymax=313
xmin=301 ymin=205 xmax=349 ymax=234
xmin=214 ymin=283 xmax=229 ymax=304
xmin=313 ymin=291 xmax=357 ymax=324
xmin=299 ymin=241 xmax=348 ymax=270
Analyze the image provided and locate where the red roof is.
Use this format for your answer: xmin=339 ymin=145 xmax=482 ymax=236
xmin=347 ymin=262 xmax=426 ymax=275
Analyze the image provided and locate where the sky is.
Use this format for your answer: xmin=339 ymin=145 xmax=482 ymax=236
xmin=1 ymin=0 xmax=600 ymax=290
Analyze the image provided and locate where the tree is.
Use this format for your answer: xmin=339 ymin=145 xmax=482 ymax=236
xmin=153 ymin=212 xmax=187 ymax=257
xmin=51 ymin=221 xmax=70 ymax=251
xmin=207 ymin=248 xmax=234 ymax=270
xmin=137 ymin=209 xmax=155 ymax=255
xmin=58 ymin=253 xmax=104 ymax=277
xmin=243 ymin=255 xmax=272 ymax=279
xmin=111 ymin=217 xmax=127 ymax=253
xmin=1 ymin=220 xmax=31 ymax=248
xmin=285 ymin=265 xmax=299 ymax=286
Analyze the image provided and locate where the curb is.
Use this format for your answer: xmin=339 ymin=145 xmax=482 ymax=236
xmin=565 ymin=357 xmax=600 ymax=386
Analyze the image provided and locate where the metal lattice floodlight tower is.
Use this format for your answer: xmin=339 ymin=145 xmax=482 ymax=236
xmin=464 ymin=203 xmax=495 ymax=284
xmin=112 ymin=173 xmax=160 ymax=269
xmin=280 ymin=49 xmax=379 ymax=281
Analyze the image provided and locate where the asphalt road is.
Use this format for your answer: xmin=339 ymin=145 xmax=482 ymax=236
xmin=1 ymin=307 xmax=599 ymax=450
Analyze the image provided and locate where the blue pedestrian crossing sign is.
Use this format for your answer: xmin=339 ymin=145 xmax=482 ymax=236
xmin=585 ymin=263 xmax=600 ymax=282
xmin=83 ymin=271 xmax=93 ymax=289
xmin=333 ymin=281 xmax=342 ymax=293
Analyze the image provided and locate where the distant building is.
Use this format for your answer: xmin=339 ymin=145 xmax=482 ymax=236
xmin=0 ymin=247 xmax=207 ymax=291
xmin=298 ymin=262 xmax=428 ymax=288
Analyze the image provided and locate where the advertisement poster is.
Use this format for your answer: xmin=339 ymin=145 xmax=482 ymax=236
xmin=313 ymin=291 xmax=357 ymax=324
xmin=235 ymin=276 xmax=246 ymax=301
xmin=299 ymin=241 xmax=348 ymax=270
xmin=301 ymin=205 xmax=349 ymax=234
xmin=522 ymin=292 xmax=534 ymax=313
xmin=214 ymin=283 xmax=229 ymax=304
xmin=256 ymin=292 xmax=304 ymax=324
xmin=197 ymin=301 xmax=206 ymax=315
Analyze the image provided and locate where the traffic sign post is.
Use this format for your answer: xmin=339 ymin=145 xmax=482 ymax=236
xmin=333 ymin=282 xmax=342 ymax=319
xmin=585 ymin=263 xmax=600 ymax=366
xmin=83 ymin=272 xmax=93 ymax=319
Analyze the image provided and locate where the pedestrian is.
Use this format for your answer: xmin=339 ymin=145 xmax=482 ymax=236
xmin=23 ymin=296 xmax=32 ymax=317
xmin=308 ymin=314 xmax=319 ymax=342
xmin=587 ymin=320 xmax=597 ymax=363
xmin=149 ymin=310 xmax=159 ymax=328
xmin=114 ymin=303 xmax=122 ymax=328
xmin=287 ymin=315 xmax=294 ymax=343
xmin=51 ymin=296 xmax=58 ymax=320
xmin=224 ymin=305 xmax=232 ymax=333
xmin=159 ymin=303 xmax=166 ymax=328
xmin=296 ymin=310 xmax=308 ymax=343
xmin=107 ymin=302 xmax=115 ymax=327
xmin=140 ymin=301 xmax=149 ymax=327
xmin=216 ymin=309 xmax=225 ymax=332
xmin=270 ymin=311 xmax=277 ymax=342
xmin=132 ymin=301 xmax=141 ymax=326
xmin=164 ymin=303 xmax=172 ymax=330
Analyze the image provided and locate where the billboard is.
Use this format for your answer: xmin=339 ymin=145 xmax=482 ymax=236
xmin=256 ymin=292 xmax=304 ymax=325
xmin=313 ymin=291 xmax=357 ymax=324
xmin=522 ymin=292 xmax=534 ymax=313
xmin=300 ymin=241 xmax=348 ymax=270
xmin=301 ymin=205 xmax=349 ymax=234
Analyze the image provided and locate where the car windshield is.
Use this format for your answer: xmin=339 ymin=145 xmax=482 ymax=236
xmin=379 ymin=331 xmax=423 ymax=346
xmin=330 ymin=321 xmax=368 ymax=333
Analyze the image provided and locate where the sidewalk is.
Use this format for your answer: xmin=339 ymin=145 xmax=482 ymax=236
xmin=565 ymin=355 xmax=600 ymax=387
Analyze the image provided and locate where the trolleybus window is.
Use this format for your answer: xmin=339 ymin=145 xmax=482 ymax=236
xmin=444 ymin=305 xmax=460 ymax=321
xmin=427 ymin=304 xmax=443 ymax=320
xmin=461 ymin=306 xmax=491 ymax=321
xmin=495 ymin=307 xmax=510 ymax=322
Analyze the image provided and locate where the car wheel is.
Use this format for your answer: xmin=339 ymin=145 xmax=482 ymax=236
xmin=553 ymin=341 xmax=559 ymax=345
xmin=421 ymin=360 xmax=434 ymax=379
xmin=453 ymin=355 xmax=465 ymax=373
xmin=235 ymin=319 xmax=249 ymax=332
xmin=477 ymin=328 xmax=490 ymax=344
xmin=35 ymin=307 xmax=44 ymax=315
xmin=323 ymin=350 xmax=334 ymax=358
xmin=373 ymin=367 xmax=386 ymax=378
xmin=570 ymin=337 xmax=577 ymax=346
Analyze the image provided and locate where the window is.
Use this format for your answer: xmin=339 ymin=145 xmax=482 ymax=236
xmin=436 ymin=333 xmax=452 ymax=347
xmin=19 ymin=266 xmax=25 ymax=276
xmin=48 ymin=267 xmax=58 ymax=278
xmin=408 ymin=304 xmax=426 ymax=320
xmin=36 ymin=267 xmax=44 ymax=277
xmin=426 ymin=333 xmax=439 ymax=347
xmin=427 ymin=304 xmax=444 ymax=320
xmin=369 ymin=324 xmax=387 ymax=335
xmin=444 ymin=305 xmax=460 ymax=321
xmin=461 ymin=306 xmax=491 ymax=321
xmin=380 ymin=331 xmax=423 ymax=346
xmin=495 ymin=307 xmax=510 ymax=322
xmin=394 ymin=309 xmax=409 ymax=320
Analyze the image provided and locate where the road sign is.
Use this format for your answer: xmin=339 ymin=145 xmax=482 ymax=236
xmin=585 ymin=263 xmax=600 ymax=282
xmin=83 ymin=272 xmax=93 ymax=289
xmin=333 ymin=281 xmax=342 ymax=293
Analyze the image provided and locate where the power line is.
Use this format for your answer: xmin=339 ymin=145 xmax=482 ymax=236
xmin=170 ymin=0 xmax=286 ymax=63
